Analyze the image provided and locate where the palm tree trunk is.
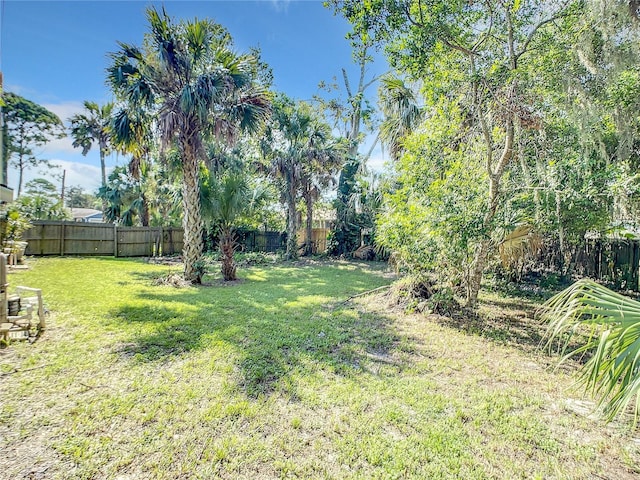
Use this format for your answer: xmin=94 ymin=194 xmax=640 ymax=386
xmin=99 ymin=140 xmax=108 ymax=213
xmin=220 ymin=227 xmax=237 ymax=281
xmin=181 ymin=141 xmax=204 ymax=283
xmin=286 ymin=187 xmax=298 ymax=260
xmin=304 ymin=192 xmax=313 ymax=256
xmin=140 ymin=191 xmax=150 ymax=227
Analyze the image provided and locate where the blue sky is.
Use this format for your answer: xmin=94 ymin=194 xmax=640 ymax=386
xmin=2 ymin=0 xmax=388 ymax=195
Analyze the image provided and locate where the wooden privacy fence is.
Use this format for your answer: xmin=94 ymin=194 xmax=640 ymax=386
xmin=573 ymin=239 xmax=640 ymax=291
xmin=296 ymin=228 xmax=330 ymax=254
xmin=22 ymin=222 xmax=330 ymax=258
xmin=235 ymin=230 xmax=286 ymax=253
xmin=23 ymin=221 xmax=184 ymax=257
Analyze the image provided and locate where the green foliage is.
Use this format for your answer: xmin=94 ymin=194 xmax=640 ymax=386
xmin=2 ymin=92 xmax=65 ymax=197
xmin=262 ymin=94 xmax=340 ymax=259
xmin=107 ymin=6 xmax=271 ymax=283
xmin=64 ymin=185 xmax=99 ymax=209
xmin=201 ymin=169 xmax=270 ymax=280
xmin=16 ymin=178 xmax=70 ymax=221
xmin=97 ymin=166 xmax=146 ymax=226
xmin=541 ymin=279 xmax=640 ymax=423
xmin=377 ymin=105 xmax=486 ymax=290
xmin=332 ymin=0 xmax=640 ymax=301
xmin=0 ymin=204 xmax=31 ymax=243
xmin=68 ymin=101 xmax=115 ymax=193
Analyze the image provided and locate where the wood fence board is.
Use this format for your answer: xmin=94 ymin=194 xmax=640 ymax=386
xmin=23 ymin=221 xmax=184 ymax=258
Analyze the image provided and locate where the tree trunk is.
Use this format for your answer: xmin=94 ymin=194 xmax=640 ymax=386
xmin=466 ymin=115 xmax=515 ymax=307
xmin=181 ymin=141 xmax=204 ymax=283
xmin=99 ymin=140 xmax=108 ymax=213
xmin=140 ymin=191 xmax=150 ymax=227
xmin=1 ymin=119 xmax=8 ymax=187
xmin=304 ymin=191 xmax=313 ymax=256
xmin=285 ymin=186 xmax=298 ymax=260
xmin=555 ymin=190 xmax=566 ymax=274
xmin=16 ymin=163 xmax=23 ymax=199
xmin=220 ymin=227 xmax=237 ymax=281
xmin=467 ymin=238 xmax=491 ymax=307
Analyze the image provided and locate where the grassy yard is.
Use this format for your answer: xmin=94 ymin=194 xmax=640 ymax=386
xmin=0 ymin=257 xmax=638 ymax=479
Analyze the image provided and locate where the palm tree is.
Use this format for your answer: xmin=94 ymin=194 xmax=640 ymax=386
xmin=262 ymin=96 xmax=338 ymax=259
xmin=378 ymin=74 xmax=424 ymax=161
xmin=299 ymin=121 xmax=342 ymax=256
xmin=201 ymin=171 xmax=268 ymax=281
xmin=68 ymin=101 xmax=115 ymax=208
xmin=541 ymin=279 xmax=640 ymax=423
xmin=110 ymin=104 xmax=154 ymax=226
xmin=107 ymin=7 xmax=270 ymax=283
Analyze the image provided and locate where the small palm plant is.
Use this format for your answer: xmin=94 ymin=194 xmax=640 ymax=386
xmin=202 ymin=172 xmax=268 ymax=281
xmin=540 ymin=278 xmax=640 ymax=423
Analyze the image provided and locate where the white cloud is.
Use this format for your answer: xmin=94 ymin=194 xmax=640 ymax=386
xmin=41 ymin=101 xmax=86 ymax=155
xmin=42 ymin=136 xmax=79 ymax=156
xmin=42 ymin=100 xmax=86 ymax=123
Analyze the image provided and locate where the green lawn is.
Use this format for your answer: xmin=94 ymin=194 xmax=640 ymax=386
xmin=1 ymin=257 xmax=638 ymax=479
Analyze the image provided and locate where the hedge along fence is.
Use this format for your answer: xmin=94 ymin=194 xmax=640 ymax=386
xmin=22 ymin=221 xmax=184 ymax=257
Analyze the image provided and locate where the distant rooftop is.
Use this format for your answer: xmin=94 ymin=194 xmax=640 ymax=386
xmin=70 ymin=208 xmax=104 ymax=223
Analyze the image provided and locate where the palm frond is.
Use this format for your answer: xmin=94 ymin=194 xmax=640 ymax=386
xmin=541 ymin=278 xmax=640 ymax=423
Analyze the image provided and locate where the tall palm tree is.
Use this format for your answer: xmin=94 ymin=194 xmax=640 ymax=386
xmin=378 ymin=74 xmax=424 ymax=161
xmin=201 ymin=171 xmax=268 ymax=281
xmin=541 ymin=279 xmax=640 ymax=424
xmin=68 ymin=101 xmax=115 ymax=208
xmin=299 ymin=121 xmax=342 ymax=256
xmin=262 ymin=96 xmax=332 ymax=259
xmin=107 ymin=7 xmax=270 ymax=283
xmin=111 ymin=103 xmax=154 ymax=226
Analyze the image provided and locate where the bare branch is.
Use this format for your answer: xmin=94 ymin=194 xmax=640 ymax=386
xmin=342 ymin=68 xmax=353 ymax=98
xmin=363 ymin=74 xmax=381 ymax=92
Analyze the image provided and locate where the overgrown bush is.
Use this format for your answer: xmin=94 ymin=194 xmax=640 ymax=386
xmin=390 ymin=274 xmax=459 ymax=315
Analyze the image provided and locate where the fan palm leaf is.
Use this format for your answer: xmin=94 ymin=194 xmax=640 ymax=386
xmin=68 ymin=101 xmax=115 ymax=196
xmin=540 ymin=278 xmax=640 ymax=423
xmin=378 ymin=74 xmax=424 ymax=161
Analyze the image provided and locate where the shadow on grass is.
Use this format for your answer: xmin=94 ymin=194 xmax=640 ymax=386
xmin=437 ymin=294 xmax=547 ymax=353
xmin=110 ymin=262 xmax=401 ymax=398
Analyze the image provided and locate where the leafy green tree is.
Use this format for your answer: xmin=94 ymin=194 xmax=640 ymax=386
xmin=97 ymin=166 xmax=145 ymax=226
xmin=68 ymin=101 xmax=115 ymax=205
xmin=65 ymin=185 xmax=99 ymax=209
xmin=107 ymin=7 xmax=270 ymax=283
xmin=332 ymin=0 xmax=576 ymax=305
xmin=17 ymin=178 xmax=70 ymax=221
xmin=2 ymin=92 xmax=65 ymax=197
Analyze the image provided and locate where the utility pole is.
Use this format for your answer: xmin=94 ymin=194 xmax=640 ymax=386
xmin=60 ymin=169 xmax=66 ymax=206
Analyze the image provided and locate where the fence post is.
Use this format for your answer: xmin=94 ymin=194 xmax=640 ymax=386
xmin=114 ymin=224 xmax=118 ymax=258
xmin=59 ymin=222 xmax=65 ymax=256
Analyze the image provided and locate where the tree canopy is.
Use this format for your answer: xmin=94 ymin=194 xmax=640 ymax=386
xmin=2 ymin=92 xmax=65 ymax=198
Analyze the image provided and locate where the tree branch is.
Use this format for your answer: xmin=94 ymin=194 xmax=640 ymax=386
xmin=342 ymin=68 xmax=353 ymax=98
xmin=515 ymin=2 xmax=572 ymax=62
